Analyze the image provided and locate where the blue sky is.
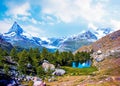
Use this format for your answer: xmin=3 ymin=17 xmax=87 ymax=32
xmin=0 ymin=0 xmax=120 ymax=37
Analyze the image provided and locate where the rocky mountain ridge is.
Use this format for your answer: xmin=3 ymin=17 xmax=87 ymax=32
xmin=76 ymin=29 xmax=120 ymax=53
xmin=1 ymin=22 xmax=113 ymax=52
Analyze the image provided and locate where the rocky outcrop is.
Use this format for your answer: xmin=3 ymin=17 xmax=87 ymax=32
xmin=0 ymin=34 xmax=13 ymax=51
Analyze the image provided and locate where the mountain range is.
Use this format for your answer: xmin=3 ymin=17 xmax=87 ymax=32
xmin=0 ymin=22 xmax=113 ymax=52
xmin=75 ymin=29 xmax=120 ymax=53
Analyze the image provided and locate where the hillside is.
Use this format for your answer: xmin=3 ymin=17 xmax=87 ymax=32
xmin=0 ymin=34 xmax=13 ymax=52
xmin=76 ymin=29 xmax=120 ymax=53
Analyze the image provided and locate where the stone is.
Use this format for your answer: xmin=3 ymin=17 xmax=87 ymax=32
xmin=42 ymin=61 xmax=55 ymax=71
xmin=52 ymin=69 xmax=65 ymax=76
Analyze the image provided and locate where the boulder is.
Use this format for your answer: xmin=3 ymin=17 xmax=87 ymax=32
xmin=52 ymin=69 xmax=65 ymax=76
xmin=97 ymin=50 xmax=102 ymax=55
xmin=95 ymin=57 xmax=104 ymax=62
xmin=33 ymin=77 xmax=46 ymax=86
xmin=0 ymin=73 xmax=18 ymax=86
xmin=42 ymin=61 xmax=55 ymax=71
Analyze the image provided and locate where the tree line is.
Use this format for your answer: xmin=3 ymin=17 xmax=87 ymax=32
xmin=0 ymin=47 xmax=92 ymax=76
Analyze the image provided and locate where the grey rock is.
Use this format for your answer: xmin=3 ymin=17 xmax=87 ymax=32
xmin=53 ymin=69 xmax=65 ymax=76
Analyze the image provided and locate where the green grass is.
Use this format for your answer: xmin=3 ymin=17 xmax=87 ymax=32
xmin=62 ymin=66 xmax=97 ymax=76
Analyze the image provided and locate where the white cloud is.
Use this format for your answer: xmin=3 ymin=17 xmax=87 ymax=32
xmin=1 ymin=0 xmax=120 ymax=38
xmin=6 ymin=2 xmax=31 ymax=18
xmin=81 ymin=2 xmax=106 ymax=22
xmin=31 ymin=18 xmax=37 ymax=24
xmin=5 ymin=2 xmax=43 ymax=25
xmin=22 ymin=25 xmax=46 ymax=37
xmin=41 ymin=0 xmax=76 ymax=23
xmin=17 ymin=16 xmax=29 ymax=21
xmin=0 ymin=20 xmax=13 ymax=33
xmin=41 ymin=0 xmax=107 ymax=23
xmin=110 ymin=20 xmax=120 ymax=31
xmin=88 ymin=23 xmax=97 ymax=30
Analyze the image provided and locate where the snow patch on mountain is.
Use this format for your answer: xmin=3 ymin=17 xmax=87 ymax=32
xmin=65 ymin=30 xmax=97 ymax=42
xmin=3 ymin=32 xmax=16 ymax=37
xmin=42 ymin=44 xmax=57 ymax=49
xmin=41 ymin=37 xmax=51 ymax=44
xmin=22 ymin=32 xmax=33 ymax=39
xmin=93 ymin=28 xmax=113 ymax=39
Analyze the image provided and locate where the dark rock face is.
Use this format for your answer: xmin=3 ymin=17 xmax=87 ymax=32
xmin=0 ymin=34 xmax=13 ymax=51
xmin=0 ymin=73 xmax=18 ymax=86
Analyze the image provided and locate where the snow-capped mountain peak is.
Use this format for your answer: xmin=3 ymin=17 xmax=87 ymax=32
xmin=4 ymin=22 xmax=34 ymax=39
xmin=79 ymin=30 xmax=97 ymax=40
xmin=6 ymin=21 xmax=23 ymax=35
xmin=66 ymin=30 xmax=97 ymax=41
xmin=97 ymin=28 xmax=112 ymax=34
xmin=94 ymin=27 xmax=113 ymax=39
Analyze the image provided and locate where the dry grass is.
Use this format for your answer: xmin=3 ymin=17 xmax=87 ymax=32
xmin=46 ymin=75 xmax=120 ymax=86
xmin=46 ymin=75 xmax=87 ymax=86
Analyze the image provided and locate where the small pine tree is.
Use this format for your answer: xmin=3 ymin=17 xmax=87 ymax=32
xmin=2 ymin=50 xmax=8 ymax=56
xmin=4 ymin=64 xmax=9 ymax=74
xmin=10 ymin=48 xmax=18 ymax=61
xmin=41 ymin=48 xmax=49 ymax=60
xmin=0 ymin=55 xmax=4 ymax=67
xmin=18 ymin=49 xmax=29 ymax=74
xmin=36 ymin=66 xmax=45 ymax=78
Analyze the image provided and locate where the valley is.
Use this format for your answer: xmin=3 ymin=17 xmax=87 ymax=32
xmin=0 ymin=0 xmax=120 ymax=85
xmin=0 ymin=22 xmax=120 ymax=86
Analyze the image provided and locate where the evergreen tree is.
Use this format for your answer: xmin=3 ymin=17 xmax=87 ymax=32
xmin=36 ymin=66 xmax=45 ymax=78
xmin=57 ymin=54 xmax=62 ymax=65
xmin=54 ymin=50 xmax=59 ymax=58
xmin=33 ymin=48 xmax=40 ymax=58
xmin=18 ymin=50 xmax=29 ymax=74
xmin=74 ymin=52 xmax=91 ymax=63
xmin=10 ymin=48 xmax=18 ymax=61
xmin=2 ymin=50 xmax=8 ymax=56
xmin=41 ymin=48 xmax=49 ymax=60
xmin=0 ymin=48 xmax=3 ymax=56
xmin=67 ymin=51 xmax=74 ymax=66
xmin=4 ymin=64 xmax=9 ymax=74
xmin=0 ymin=55 xmax=4 ymax=67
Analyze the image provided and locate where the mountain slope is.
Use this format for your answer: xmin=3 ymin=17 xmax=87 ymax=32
xmin=75 ymin=30 xmax=120 ymax=86
xmin=6 ymin=21 xmax=23 ymax=35
xmin=58 ymin=30 xmax=97 ymax=52
xmin=3 ymin=22 xmax=42 ymax=49
xmin=76 ymin=29 xmax=120 ymax=53
xmin=0 ymin=34 xmax=13 ymax=51
xmin=93 ymin=27 xmax=112 ymax=39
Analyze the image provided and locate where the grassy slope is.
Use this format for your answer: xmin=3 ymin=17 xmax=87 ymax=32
xmin=23 ymin=58 xmax=120 ymax=86
xmin=46 ymin=66 xmax=97 ymax=86
xmin=47 ymin=57 xmax=120 ymax=86
xmin=62 ymin=66 xmax=97 ymax=75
